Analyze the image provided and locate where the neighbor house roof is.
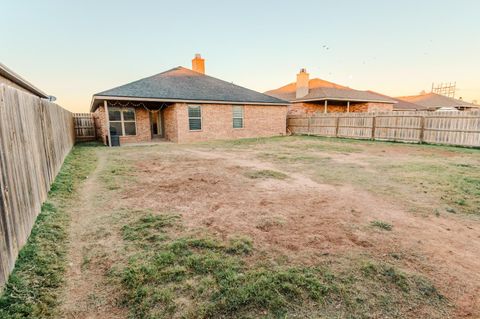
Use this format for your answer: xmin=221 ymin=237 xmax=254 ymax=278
xmin=365 ymin=91 xmax=429 ymax=111
xmin=91 ymin=67 xmax=288 ymax=111
xmin=396 ymin=93 xmax=479 ymax=109
xmin=0 ymin=62 xmax=49 ymax=98
xmin=265 ymin=78 xmax=396 ymax=104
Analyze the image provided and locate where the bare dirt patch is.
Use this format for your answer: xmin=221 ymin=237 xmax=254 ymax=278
xmin=60 ymin=151 xmax=128 ymax=319
xmin=59 ymin=137 xmax=480 ymax=318
xmin=115 ymin=143 xmax=479 ymax=317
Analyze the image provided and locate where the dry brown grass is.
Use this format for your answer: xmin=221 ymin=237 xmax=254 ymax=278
xmin=14 ymin=136 xmax=479 ymax=318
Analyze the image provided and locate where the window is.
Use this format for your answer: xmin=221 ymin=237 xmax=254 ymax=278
xmin=109 ymin=107 xmax=136 ymax=136
xmin=232 ymin=105 xmax=244 ymax=128
xmin=188 ymin=105 xmax=202 ymax=130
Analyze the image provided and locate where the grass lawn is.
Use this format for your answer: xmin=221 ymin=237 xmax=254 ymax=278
xmin=0 ymin=144 xmax=99 ymax=319
xmin=1 ymin=136 xmax=479 ymax=318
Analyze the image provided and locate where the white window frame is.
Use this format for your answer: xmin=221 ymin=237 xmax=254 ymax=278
xmin=232 ymin=105 xmax=244 ymax=129
xmin=109 ymin=107 xmax=137 ymax=136
xmin=188 ymin=105 xmax=202 ymax=131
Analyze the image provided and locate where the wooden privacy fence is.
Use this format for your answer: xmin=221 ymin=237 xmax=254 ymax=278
xmin=73 ymin=112 xmax=96 ymax=142
xmin=288 ymin=111 xmax=480 ymax=147
xmin=0 ymin=84 xmax=75 ymax=289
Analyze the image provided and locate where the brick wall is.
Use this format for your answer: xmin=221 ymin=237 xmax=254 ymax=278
xmin=175 ymin=103 xmax=287 ymax=143
xmin=93 ymin=107 xmax=107 ymax=144
xmin=366 ymin=102 xmax=394 ymax=112
xmin=94 ymin=102 xmax=287 ymax=144
xmin=119 ymin=108 xmax=151 ymax=144
xmin=163 ymin=105 xmax=178 ymax=142
xmin=93 ymin=105 xmax=151 ymax=145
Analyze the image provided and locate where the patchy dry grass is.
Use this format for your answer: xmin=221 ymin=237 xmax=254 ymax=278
xmin=0 ymin=143 xmax=99 ymax=319
xmin=100 ymin=157 xmax=134 ymax=190
xmin=112 ymin=211 xmax=448 ymax=319
xmin=3 ymin=136 xmax=477 ymax=318
xmin=206 ymin=135 xmax=480 ymax=216
xmin=244 ymin=169 xmax=288 ymax=180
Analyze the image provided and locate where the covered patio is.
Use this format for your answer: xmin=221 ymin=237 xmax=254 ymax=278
xmin=91 ymin=97 xmax=175 ymax=146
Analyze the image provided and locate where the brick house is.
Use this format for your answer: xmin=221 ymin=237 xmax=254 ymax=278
xmin=265 ymin=69 xmax=396 ymax=115
xmin=90 ymin=55 xmax=288 ymax=145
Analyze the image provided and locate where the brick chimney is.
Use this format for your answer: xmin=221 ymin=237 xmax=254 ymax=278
xmin=296 ymin=68 xmax=309 ymax=99
xmin=192 ymin=53 xmax=205 ymax=74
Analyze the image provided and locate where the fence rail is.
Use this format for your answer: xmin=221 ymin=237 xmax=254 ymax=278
xmin=0 ymin=84 xmax=75 ymax=289
xmin=287 ymin=111 xmax=480 ymax=147
xmin=73 ymin=113 xmax=96 ymax=142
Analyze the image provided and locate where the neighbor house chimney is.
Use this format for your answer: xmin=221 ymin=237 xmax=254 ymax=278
xmin=296 ymin=68 xmax=309 ymax=99
xmin=192 ymin=53 xmax=205 ymax=74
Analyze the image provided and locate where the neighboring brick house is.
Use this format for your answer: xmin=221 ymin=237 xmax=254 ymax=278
xmin=90 ymin=55 xmax=288 ymax=145
xmin=265 ymin=69 xmax=396 ymax=115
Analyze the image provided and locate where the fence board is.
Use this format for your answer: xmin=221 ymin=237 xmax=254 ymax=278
xmin=0 ymin=85 xmax=74 ymax=289
xmin=287 ymin=111 xmax=480 ymax=147
xmin=73 ymin=113 xmax=96 ymax=142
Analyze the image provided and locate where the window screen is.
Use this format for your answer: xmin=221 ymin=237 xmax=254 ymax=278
xmin=232 ymin=105 xmax=244 ymax=128
xmin=109 ymin=107 xmax=136 ymax=136
xmin=188 ymin=105 xmax=202 ymax=130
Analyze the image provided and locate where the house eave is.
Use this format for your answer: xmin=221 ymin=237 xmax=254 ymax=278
xmin=90 ymin=95 xmax=289 ymax=112
xmin=293 ymin=97 xmax=397 ymax=104
xmin=0 ymin=63 xmax=49 ymax=99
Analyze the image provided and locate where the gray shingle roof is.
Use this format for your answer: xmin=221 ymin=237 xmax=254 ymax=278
xmin=93 ymin=67 xmax=288 ymax=109
xmin=364 ymin=91 xmax=429 ymax=111
xmin=265 ymin=78 xmax=396 ymax=104
xmin=396 ymin=93 xmax=479 ymax=109
xmin=391 ymin=98 xmax=429 ymax=111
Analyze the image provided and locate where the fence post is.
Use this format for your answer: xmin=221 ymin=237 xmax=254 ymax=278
xmin=92 ymin=114 xmax=97 ymax=140
xmin=335 ymin=115 xmax=340 ymax=137
xmin=419 ymin=116 xmax=425 ymax=144
xmin=307 ymin=116 xmax=311 ymax=135
xmin=371 ymin=115 xmax=376 ymax=140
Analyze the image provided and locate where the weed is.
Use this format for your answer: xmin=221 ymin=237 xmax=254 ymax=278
xmin=256 ymin=216 xmax=285 ymax=231
xmin=371 ymin=220 xmax=393 ymax=231
xmin=446 ymin=207 xmax=456 ymax=214
xmin=226 ymin=237 xmax=253 ymax=255
xmin=245 ymin=169 xmax=288 ymax=180
xmin=454 ymin=163 xmax=474 ymax=168
xmin=122 ymin=213 xmax=179 ymax=245
xmin=257 ymin=152 xmax=318 ymax=164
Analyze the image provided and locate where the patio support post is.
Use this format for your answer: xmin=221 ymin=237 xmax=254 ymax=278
xmin=104 ymin=100 xmax=112 ymax=147
xmin=347 ymin=101 xmax=350 ymax=113
xmin=324 ymin=100 xmax=328 ymax=113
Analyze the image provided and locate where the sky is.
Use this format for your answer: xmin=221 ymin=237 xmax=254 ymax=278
xmin=1 ymin=0 xmax=479 ymax=112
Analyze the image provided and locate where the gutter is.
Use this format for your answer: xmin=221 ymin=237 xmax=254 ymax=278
xmin=0 ymin=62 xmax=49 ymax=99
xmin=293 ymin=97 xmax=397 ymax=104
xmin=90 ymin=95 xmax=290 ymax=112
